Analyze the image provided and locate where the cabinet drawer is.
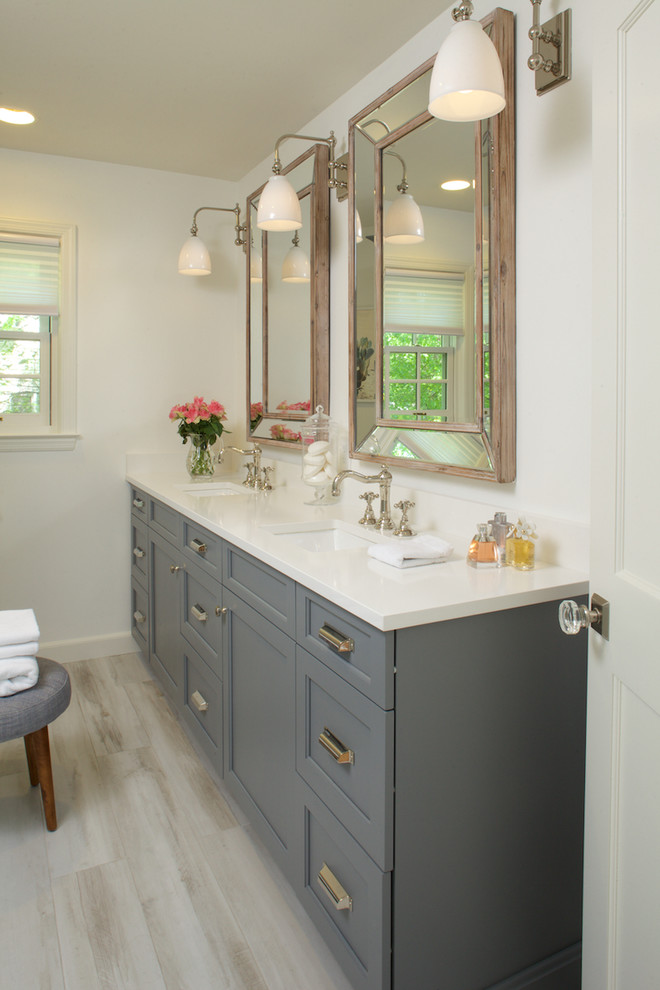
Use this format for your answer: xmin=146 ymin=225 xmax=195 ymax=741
xmin=182 ymin=518 xmax=222 ymax=581
xmin=296 ymin=647 xmax=393 ymax=871
xmin=296 ymin=588 xmax=394 ymax=709
xmin=149 ymin=498 xmax=182 ymax=544
xmin=299 ymin=786 xmax=391 ymax=990
xmin=130 ymin=487 xmax=148 ymax=520
xmin=223 ymin=543 xmax=295 ymax=634
xmin=182 ymin=645 xmax=222 ymax=768
xmin=131 ymin=580 xmax=149 ymax=656
xmin=131 ymin=517 xmax=149 ymax=588
xmin=181 ymin=559 xmax=224 ymax=678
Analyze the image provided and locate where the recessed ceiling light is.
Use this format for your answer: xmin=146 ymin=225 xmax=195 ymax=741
xmin=0 ymin=107 xmax=35 ymax=125
xmin=440 ymin=179 xmax=471 ymax=191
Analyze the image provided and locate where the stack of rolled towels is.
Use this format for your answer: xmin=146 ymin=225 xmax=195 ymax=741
xmin=0 ymin=609 xmax=40 ymax=697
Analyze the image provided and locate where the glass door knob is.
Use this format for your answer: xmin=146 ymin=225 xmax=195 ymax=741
xmin=559 ymin=595 xmax=609 ymax=639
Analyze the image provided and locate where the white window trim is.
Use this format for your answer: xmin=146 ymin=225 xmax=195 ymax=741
xmin=0 ymin=218 xmax=78 ymax=451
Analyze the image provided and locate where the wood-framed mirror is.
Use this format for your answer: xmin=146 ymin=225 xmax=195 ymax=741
xmin=349 ymin=7 xmax=515 ymax=481
xmin=246 ymin=143 xmax=330 ymax=446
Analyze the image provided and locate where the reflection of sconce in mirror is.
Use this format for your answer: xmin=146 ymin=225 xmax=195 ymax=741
xmin=250 ymin=235 xmax=263 ymax=283
xmin=281 ymin=231 xmax=310 ymax=283
xmin=355 ymin=209 xmax=363 ymax=243
xmin=427 ymin=0 xmax=505 ymax=122
xmin=383 ymin=151 xmax=424 ymax=244
xmin=528 ymin=0 xmax=571 ymax=95
xmin=257 ymin=131 xmax=346 ymax=231
xmin=178 ymin=204 xmax=246 ymax=276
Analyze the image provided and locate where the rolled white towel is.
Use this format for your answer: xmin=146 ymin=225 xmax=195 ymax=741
xmin=368 ymin=534 xmax=454 ymax=569
xmin=0 ymin=640 xmax=39 ymax=661
xmin=0 ymin=609 xmax=40 ymax=648
xmin=0 ymin=656 xmax=39 ymax=697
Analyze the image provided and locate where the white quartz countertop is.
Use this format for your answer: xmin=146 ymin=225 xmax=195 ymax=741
xmin=127 ymin=468 xmax=589 ymax=632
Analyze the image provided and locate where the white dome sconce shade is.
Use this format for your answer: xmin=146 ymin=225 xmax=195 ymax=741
xmin=383 ymin=150 xmax=425 ymax=245
xmin=281 ymin=231 xmax=311 ymax=283
xmin=428 ymin=0 xmax=505 ymax=122
xmin=178 ymin=204 xmax=246 ymax=276
xmin=258 ymin=129 xmax=347 ymax=232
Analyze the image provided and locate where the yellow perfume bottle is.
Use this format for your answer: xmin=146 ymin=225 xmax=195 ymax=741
xmin=505 ymin=517 xmax=537 ymax=570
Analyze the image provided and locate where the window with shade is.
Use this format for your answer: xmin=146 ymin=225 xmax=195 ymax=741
xmin=0 ymin=221 xmax=77 ymax=449
xmin=383 ymin=268 xmax=467 ymax=423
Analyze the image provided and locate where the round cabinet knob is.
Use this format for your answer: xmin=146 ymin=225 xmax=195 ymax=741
xmin=559 ymin=599 xmax=602 ymax=636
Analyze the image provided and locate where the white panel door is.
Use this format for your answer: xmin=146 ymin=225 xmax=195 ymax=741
xmin=584 ymin=0 xmax=660 ymax=987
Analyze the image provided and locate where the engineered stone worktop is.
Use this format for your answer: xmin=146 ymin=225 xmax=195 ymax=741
xmin=126 ymin=467 xmax=588 ymax=631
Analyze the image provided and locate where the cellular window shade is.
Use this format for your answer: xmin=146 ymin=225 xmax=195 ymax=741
xmin=0 ymin=234 xmax=60 ymax=316
xmin=384 ymin=268 xmax=464 ymax=335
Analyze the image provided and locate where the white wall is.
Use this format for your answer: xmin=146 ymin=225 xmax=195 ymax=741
xmin=240 ymin=0 xmax=592 ymax=530
xmin=0 ymin=151 xmax=241 ymax=654
xmin=0 ymin=0 xmax=593 ymax=653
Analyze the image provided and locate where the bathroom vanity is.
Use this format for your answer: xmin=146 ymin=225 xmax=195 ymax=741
xmin=128 ymin=472 xmax=588 ymax=990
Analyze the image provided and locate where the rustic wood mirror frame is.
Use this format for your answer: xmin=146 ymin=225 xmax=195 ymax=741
xmin=246 ymin=143 xmax=330 ymax=447
xmin=348 ymin=7 xmax=515 ymax=481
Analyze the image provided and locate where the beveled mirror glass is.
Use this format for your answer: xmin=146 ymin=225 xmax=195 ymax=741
xmin=247 ymin=144 xmax=330 ymax=445
xmin=349 ymin=8 xmax=515 ymax=481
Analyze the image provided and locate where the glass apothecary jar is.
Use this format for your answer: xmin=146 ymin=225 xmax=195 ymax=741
xmin=300 ymin=405 xmax=341 ymax=505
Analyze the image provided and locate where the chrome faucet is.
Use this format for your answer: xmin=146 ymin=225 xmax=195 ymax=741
xmin=229 ymin=443 xmax=264 ymax=489
xmin=331 ymin=465 xmax=394 ymax=532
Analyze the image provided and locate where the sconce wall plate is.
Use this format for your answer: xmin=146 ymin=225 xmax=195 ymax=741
xmin=530 ymin=8 xmax=571 ymax=95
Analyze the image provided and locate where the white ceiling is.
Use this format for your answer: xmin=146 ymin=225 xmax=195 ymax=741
xmin=0 ymin=0 xmax=447 ymax=180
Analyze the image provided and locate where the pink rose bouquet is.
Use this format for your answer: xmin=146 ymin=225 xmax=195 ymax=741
xmin=250 ymin=401 xmax=263 ymax=432
xmin=270 ymin=423 xmax=302 ymax=443
xmin=169 ymin=396 xmax=228 ymax=449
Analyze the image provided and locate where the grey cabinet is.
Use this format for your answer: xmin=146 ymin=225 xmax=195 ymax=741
xmin=128 ymin=488 xmax=587 ymax=990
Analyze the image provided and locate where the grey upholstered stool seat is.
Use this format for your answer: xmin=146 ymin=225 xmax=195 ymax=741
xmin=0 ymin=657 xmax=71 ymax=830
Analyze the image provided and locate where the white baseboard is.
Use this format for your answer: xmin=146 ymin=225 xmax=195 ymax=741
xmin=40 ymin=631 xmax=137 ymax=662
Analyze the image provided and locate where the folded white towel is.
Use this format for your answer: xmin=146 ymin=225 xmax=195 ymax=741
xmin=0 ymin=656 xmax=39 ymax=697
xmin=0 ymin=609 xmax=40 ymax=648
xmin=0 ymin=641 xmax=39 ymax=661
xmin=368 ymin=534 xmax=454 ymax=569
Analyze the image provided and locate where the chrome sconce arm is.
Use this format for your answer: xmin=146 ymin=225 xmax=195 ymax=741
xmin=269 ymin=130 xmax=347 ymax=193
xmin=528 ymin=0 xmax=571 ymax=95
xmin=178 ymin=203 xmax=246 ymax=276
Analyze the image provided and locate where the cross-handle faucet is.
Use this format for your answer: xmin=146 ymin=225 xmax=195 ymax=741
xmin=229 ymin=443 xmax=263 ymax=489
xmin=331 ymin=465 xmax=394 ymax=532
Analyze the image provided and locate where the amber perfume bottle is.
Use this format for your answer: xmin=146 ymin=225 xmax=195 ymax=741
xmin=467 ymin=523 xmax=500 ymax=568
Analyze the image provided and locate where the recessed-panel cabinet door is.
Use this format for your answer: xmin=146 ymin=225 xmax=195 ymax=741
xmin=149 ymin=529 xmax=184 ymax=704
xmin=223 ymin=588 xmax=296 ymax=880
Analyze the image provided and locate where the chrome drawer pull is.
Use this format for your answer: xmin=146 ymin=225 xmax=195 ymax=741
xmin=133 ymin=546 xmax=145 ymax=559
xmin=215 ymin=606 xmax=228 ymax=617
xmin=191 ymin=690 xmax=208 ymax=712
xmin=319 ymin=728 xmax=354 ymax=765
xmin=317 ymin=863 xmax=352 ymax=911
xmin=318 ymin=624 xmax=355 ymax=654
xmin=191 ymin=604 xmax=208 ymax=622
xmin=132 ymin=497 xmax=145 ymax=509
xmin=190 ymin=538 xmax=207 ymax=555
xmin=170 ymin=564 xmax=183 ymax=574
xmin=133 ymin=610 xmax=146 ymax=624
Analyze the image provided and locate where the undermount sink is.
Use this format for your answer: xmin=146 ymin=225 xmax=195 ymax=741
xmin=261 ymin=520 xmax=380 ymax=552
xmin=175 ymin=481 xmax=248 ymax=496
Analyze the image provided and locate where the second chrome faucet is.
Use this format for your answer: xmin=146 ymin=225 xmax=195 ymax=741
xmin=331 ymin=465 xmax=394 ymax=532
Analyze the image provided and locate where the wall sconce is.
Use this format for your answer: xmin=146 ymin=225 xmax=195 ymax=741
xmin=428 ymin=0 xmax=505 ymax=122
xmin=383 ymin=151 xmax=425 ymax=245
xmin=281 ymin=231 xmax=311 ymax=283
xmin=528 ymin=0 xmax=571 ymax=95
xmin=178 ymin=204 xmax=246 ymax=276
xmin=257 ymin=131 xmax=347 ymax=231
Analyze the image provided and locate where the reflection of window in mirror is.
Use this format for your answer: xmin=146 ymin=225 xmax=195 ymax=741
xmin=382 ymin=267 xmax=475 ymax=424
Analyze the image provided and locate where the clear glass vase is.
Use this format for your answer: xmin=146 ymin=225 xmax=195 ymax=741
xmin=186 ymin=435 xmax=220 ymax=480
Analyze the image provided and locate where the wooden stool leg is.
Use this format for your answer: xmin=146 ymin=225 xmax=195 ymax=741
xmin=24 ymin=733 xmax=40 ymax=786
xmin=25 ymin=725 xmax=57 ymax=831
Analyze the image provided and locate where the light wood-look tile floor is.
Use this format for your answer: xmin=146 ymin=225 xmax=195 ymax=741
xmin=0 ymin=653 xmax=354 ymax=990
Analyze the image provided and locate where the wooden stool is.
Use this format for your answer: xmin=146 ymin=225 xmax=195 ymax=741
xmin=0 ymin=657 xmax=71 ymax=830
